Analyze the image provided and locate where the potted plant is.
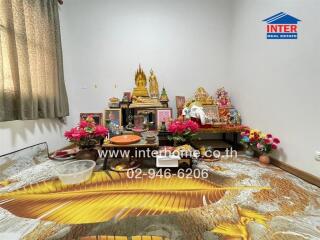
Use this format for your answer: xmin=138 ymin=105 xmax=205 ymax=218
xmin=64 ymin=115 xmax=108 ymax=160
xmin=256 ymin=133 xmax=280 ymax=164
xmin=167 ymin=119 xmax=199 ymax=146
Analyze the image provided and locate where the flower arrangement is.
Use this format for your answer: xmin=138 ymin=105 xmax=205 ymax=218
xmin=167 ymin=119 xmax=199 ymax=146
xmin=241 ymin=128 xmax=280 ymax=155
xmin=256 ymin=134 xmax=280 ymax=154
xmin=240 ymin=129 xmax=261 ymax=147
xmin=64 ymin=115 xmax=108 ymax=148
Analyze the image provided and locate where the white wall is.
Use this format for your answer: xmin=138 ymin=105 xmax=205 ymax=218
xmin=0 ymin=119 xmax=67 ymax=155
xmin=227 ymin=0 xmax=320 ymax=177
xmin=59 ymin=0 xmax=232 ymax=115
xmin=1 ymin=0 xmax=231 ymax=155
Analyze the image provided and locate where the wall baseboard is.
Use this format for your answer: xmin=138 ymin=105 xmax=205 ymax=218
xmin=271 ymin=157 xmax=320 ymax=188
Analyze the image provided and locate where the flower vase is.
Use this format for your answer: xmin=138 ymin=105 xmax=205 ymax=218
xmin=76 ymin=145 xmax=98 ymax=161
xmin=259 ymin=154 xmax=270 ymax=165
xmin=173 ymin=140 xmax=179 ymax=147
xmin=244 ymin=145 xmax=254 ymax=157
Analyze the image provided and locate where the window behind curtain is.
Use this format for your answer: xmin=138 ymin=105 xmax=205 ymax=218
xmin=0 ymin=0 xmax=69 ymax=121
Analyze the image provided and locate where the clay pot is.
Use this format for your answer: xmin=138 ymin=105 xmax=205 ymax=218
xmin=259 ymin=154 xmax=270 ymax=165
xmin=75 ymin=149 xmax=99 ymax=161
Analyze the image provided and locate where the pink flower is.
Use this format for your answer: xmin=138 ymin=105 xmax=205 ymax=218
xmin=257 ymin=143 xmax=263 ymax=150
xmin=264 ymin=138 xmax=271 ymax=144
xmin=64 ymin=128 xmax=75 ymax=139
xmin=79 ymin=120 xmax=88 ymax=128
xmin=273 ymin=137 xmax=280 ymax=144
xmin=266 ymin=134 xmax=273 ymax=138
xmin=168 ymin=123 xmax=178 ymax=134
xmin=271 ymin=144 xmax=277 ymax=149
xmin=94 ymin=125 xmax=108 ymax=137
xmin=185 ymin=120 xmax=199 ymax=133
xmin=177 ymin=123 xmax=185 ymax=134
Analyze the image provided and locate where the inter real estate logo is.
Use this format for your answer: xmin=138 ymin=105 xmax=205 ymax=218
xmin=263 ymin=12 xmax=301 ymax=39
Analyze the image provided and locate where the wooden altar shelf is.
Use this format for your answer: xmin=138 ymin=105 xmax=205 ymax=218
xmin=197 ymin=125 xmax=248 ymax=134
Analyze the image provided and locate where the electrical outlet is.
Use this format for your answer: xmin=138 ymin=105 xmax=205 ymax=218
xmin=315 ymin=151 xmax=320 ymax=161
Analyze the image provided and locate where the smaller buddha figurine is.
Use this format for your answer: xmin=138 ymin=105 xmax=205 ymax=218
xmin=216 ymin=87 xmax=231 ymax=108
xmin=132 ymin=65 xmax=149 ymax=97
xmin=149 ymin=69 xmax=159 ymax=99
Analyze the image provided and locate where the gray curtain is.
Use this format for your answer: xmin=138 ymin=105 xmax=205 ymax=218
xmin=0 ymin=0 xmax=69 ymax=121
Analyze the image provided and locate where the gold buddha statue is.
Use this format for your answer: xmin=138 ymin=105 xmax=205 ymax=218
xmin=194 ymin=87 xmax=216 ymax=105
xmin=149 ymin=69 xmax=159 ymax=99
xmin=132 ymin=65 xmax=149 ymax=97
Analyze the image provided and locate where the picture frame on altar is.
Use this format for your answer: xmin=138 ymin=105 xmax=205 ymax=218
xmin=203 ymin=105 xmax=220 ymax=124
xmin=134 ymin=115 xmax=145 ymax=129
xmin=104 ymin=109 xmax=122 ymax=126
xmin=80 ymin=113 xmax=103 ymax=125
xmin=122 ymin=92 xmax=132 ymax=102
xmin=175 ymin=96 xmax=186 ymax=109
xmin=136 ymin=109 xmax=157 ymax=130
xmin=156 ymin=108 xmax=172 ymax=130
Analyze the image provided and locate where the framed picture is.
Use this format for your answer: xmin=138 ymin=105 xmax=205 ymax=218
xmin=156 ymin=108 xmax=172 ymax=130
xmin=80 ymin=113 xmax=103 ymax=125
xmin=175 ymin=96 xmax=186 ymax=109
xmin=134 ymin=115 xmax=145 ymax=129
xmin=136 ymin=108 xmax=157 ymax=130
xmin=203 ymin=105 xmax=220 ymax=124
xmin=124 ymin=92 xmax=132 ymax=102
xmin=104 ymin=108 xmax=122 ymax=126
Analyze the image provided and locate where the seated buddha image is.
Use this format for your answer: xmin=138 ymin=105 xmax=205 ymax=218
xmin=132 ymin=65 xmax=149 ymax=97
xmin=194 ymin=87 xmax=216 ymax=105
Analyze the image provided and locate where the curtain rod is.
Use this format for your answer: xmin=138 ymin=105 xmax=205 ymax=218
xmin=57 ymin=0 xmax=63 ymax=5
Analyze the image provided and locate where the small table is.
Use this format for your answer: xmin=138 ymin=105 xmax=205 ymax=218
xmin=102 ymin=137 xmax=159 ymax=170
xmin=197 ymin=125 xmax=248 ymax=146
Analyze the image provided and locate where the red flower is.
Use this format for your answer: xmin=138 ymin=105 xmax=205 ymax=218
xmin=168 ymin=119 xmax=198 ymax=135
xmin=168 ymin=123 xmax=178 ymax=134
xmin=79 ymin=120 xmax=88 ymax=128
xmin=264 ymin=138 xmax=271 ymax=144
xmin=185 ymin=120 xmax=199 ymax=132
xmin=271 ymin=144 xmax=277 ymax=149
xmin=177 ymin=123 xmax=185 ymax=134
xmin=245 ymin=129 xmax=250 ymax=134
xmin=273 ymin=138 xmax=280 ymax=144
xmin=94 ymin=125 xmax=108 ymax=137
xmin=266 ymin=134 xmax=273 ymax=138
xmin=64 ymin=127 xmax=88 ymax=141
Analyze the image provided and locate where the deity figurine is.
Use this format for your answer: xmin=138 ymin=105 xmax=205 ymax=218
xmin=194 ymin=87 xmax=216 ymax=105
xmin=216 ymin=87 xmax=231 ymax=108
xmin=132 ymin=65 xmax=149 ymax=97
xmin=228 ymin=108 xmax=241 ymax=125
xmin=149 ymin=69 xmax=159 ymax=99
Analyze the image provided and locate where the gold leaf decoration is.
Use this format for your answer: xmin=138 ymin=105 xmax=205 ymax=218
xmin=212 ymin=205 xmax=269 ymax=240
xmin=0 ymin=171 xmax=226 ymax=224
xmin=80 ymin=236 xmax=169 ymax=240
